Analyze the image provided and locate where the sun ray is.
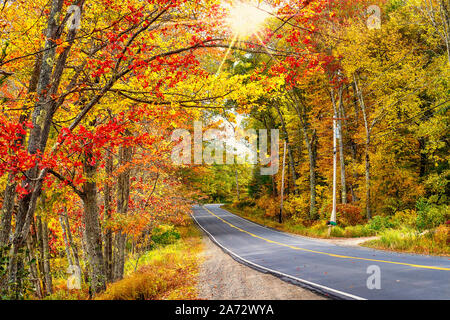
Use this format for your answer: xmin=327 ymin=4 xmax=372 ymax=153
xmin=225 ymin=1 xmax=272 ymax=38
xmin=216 ymin=33 xmax=239 ymax=75
xmin=254 ymin=31 xmax=281 ymax=63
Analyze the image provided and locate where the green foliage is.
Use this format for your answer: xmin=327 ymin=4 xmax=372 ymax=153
xmin=368 ymin=215 xmax=398 ymax=231
xmin=416 ymin=198 xmax=449 ymax=231
xmin=330 ymin=226 xmax=345 ymax=237
xmin=0 ymin=244 xmax=8 ymax=298
xmin=151 ymin=225 xmax=181 ymax=247
xmin=365 ymin=225 xmax=449 ymax=255
xmin=232 ymin=197 xmax=256 ymax=210
xmin=184 ymin=163 xmax=253 ymax=203
xmin=0 ymin=245 xmax=33 ymax=300
xmin=391 ymin=209 xmax=418 ymax=228
xmin=343 ymin=225 xmax=377 ymax=238
xmin=248 ymin=167 xmax=273 ymax=198
xmin=423 ymin=170 xmax=449 ymax=205
xmin=385 ymin=0 xmax=406 ymax=14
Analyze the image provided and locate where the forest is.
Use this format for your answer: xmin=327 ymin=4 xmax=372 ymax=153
xmin=0 ymin=0 xmax=448 ymax=300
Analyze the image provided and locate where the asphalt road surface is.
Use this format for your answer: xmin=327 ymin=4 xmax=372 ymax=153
xmin=192 ymin=204 xmax=450 ymax=300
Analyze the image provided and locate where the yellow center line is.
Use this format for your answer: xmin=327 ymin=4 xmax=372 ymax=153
xmin=202 ymin=206 xmax=450 ymax=271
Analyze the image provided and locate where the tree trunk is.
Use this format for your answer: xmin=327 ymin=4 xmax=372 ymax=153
xmin=331 ymin=87 xmax=347 ymax=204
xmin=289 ymin=93 xmax=317 ymax=219
xmin=63 ymin=208 xmax=80 ymax=269
xmin=354 ymin=75 xmax=372 ymax=219
xmin=304 ymin=131 xmax=318 ymax=220
xmin=113 ymin=143 xmax=132 ymax=281
xmin=8 ymin=0 xmax=66 ymax=285
xmin=439 ymin=0 xmax=450 ymax=63
xmin=59 ymin=216 xmax=73 ymax=267
xmin=0 ymin=173 xmax=16 ymax=246
xmin=81 ymin=151 xmax=106 ymax=294
xmin=42 ymin=217 xmax=53 ymax=295
xmin=235 ymin=167 xmax=240 ymax=200
xmin=79 ymin=226 xmax=90 ymax=285
xmin=30 ymin=218 xmax=44 ymax=296
xmin=274 ymin=104 xmax=299 ymax=195
xmin=364 ymin=143 xmax=371 ymax=220
xmin=337 ymin=89 xmax=347 ymax=204
xmin=103 ymin=150 xmax=114 ymax=282
xmin=263 ymin=115 xmax=278 ymax=198
xmin=112 ymin=233 xmax=126 ymax=281
xmin=26 ymin=237 xmax=43 ymax=299
xmin=0 ymin=51 xmax=41 ymax=248
xmin=349 ymin=139 xmax=360 ymax=203
xmin=35 ymin=214 xmax=46 ymax=294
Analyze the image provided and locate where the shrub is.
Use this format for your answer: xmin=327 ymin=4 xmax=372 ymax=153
xmin=433 ymin=225 xmax=449 ymax=246
xmin=232 ymin=198 xmax=256 ymax=209
xmin=151 ymin=225 xmax=180 ymax=247
xmin=1 ymin=244 xmax=33 ymax=300
xmin=284 ymin=195 xmax=310 ymax=220
xmin=343 ymin=225 xmax=377 ymax=238
xmin=330 ymin=226 xmax=345 ymax=237
xmin=392 ymin=209 xmax=417 ymax=228
xmin=368 ymin=215 xmax=397 ymax=231
xmin=336 ymin=204 xmax=365 ymax=227
xmin=416 ymin=198 xmax=449 ymax=231
xmin=255 ymin=194 xmax=279 ymax=218
xmin=318 ymin=197 xmax=332 ymax=221
xmin=308 ymin=221 xmax=328 ymax=236
xmin=310 ymin=220 xmax=327 ymax=230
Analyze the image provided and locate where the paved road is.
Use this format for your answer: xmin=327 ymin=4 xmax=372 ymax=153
xmin=192 ymin=204 xmax=450 ymax=300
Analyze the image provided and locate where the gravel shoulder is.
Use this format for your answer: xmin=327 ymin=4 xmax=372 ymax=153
xmin=196 ymin=236 xmax=327 ymax=300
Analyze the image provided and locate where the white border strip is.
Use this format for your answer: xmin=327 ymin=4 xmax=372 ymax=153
xmin=191 ymin=209 xmax=367 ymax=301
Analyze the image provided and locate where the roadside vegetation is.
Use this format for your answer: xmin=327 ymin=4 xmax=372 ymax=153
xmin=223 ymin=197 xmax=449 ymax=256
xmin=222 ymin=203 xmax=376 ymax=239
xmin=38 ymin=223 xmax=203 ymax=300
xmin=97 ymin=224 xmax=203 ymax=300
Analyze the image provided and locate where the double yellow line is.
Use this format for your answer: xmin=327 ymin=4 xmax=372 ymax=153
xmin=202 ymin=206 xmax=450 ymax=271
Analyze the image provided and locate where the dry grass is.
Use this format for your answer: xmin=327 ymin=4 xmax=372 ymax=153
xmin=44 ymin=223 xmax=203 ymax=300
xmin=96 ymin=224 xmax=203 ymax=300
xmin=44 ymin=279 xmax=90 ymax=300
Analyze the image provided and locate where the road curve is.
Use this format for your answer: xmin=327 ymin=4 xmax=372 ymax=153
xmin=192 ymin=204 xmax=450 ymax=300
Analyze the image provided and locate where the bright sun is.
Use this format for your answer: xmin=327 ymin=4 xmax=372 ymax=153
xmin=225 ymin=1 xmax=272 ymax=38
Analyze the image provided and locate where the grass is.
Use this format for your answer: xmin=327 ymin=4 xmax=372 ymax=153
xmin=363 ymin=225 xmax=449 ymax=256
xmin=96 ymin=223 xmax=203 ymax=300
xmin=222 ymin=204 xmax=376 ymax=239
xmin=45 ymin=222 xmax=203 ymax=300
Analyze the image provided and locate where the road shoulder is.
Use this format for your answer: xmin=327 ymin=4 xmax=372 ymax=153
xmin=196 ymin=236 xmax=327 ymax=300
